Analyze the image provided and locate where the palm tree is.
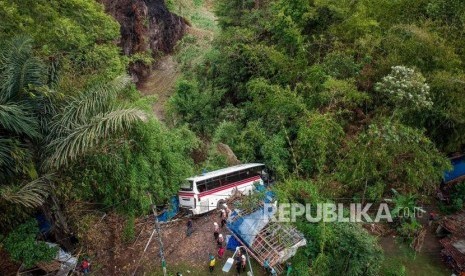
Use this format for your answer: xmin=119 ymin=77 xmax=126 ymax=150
xmin=44 ymin=75 xmax=147 ymax=169
xmin=0 ymin=36 xmax=54 ymax=221
xmin=0 ymin=36 xmax=44 ymax=180
xmin=0 ymin=36 xmax=147 ymax=213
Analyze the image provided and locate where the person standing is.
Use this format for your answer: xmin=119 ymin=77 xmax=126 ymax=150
xmin=186 ymin=219 xmax=193 ymax=237
xmin=218 ymin=246 xmax=226 ymax=259
xmin=220 ymin=208 xmax=227 ymax=228
xmin=241 ymin=253 xmax=247 ymax=273
xmin=263 ymin=258 xmax=270 ymax=274
xmin=213 ymin=222 xmax=219 ymax=240
xmin=235 ymin=254 xmax=242 ymax=275
xmin=81 ymin=258 xmax=90 ymax=275
xmin=217 ymin=233 xmax=224 ymax=247
xmin=225 ymin=204 xmax=232 ymax=218
xmin=209 ymin=253 xmax=216 ymax=273
xmin=285 ymin=261 xmax=292 ymax=276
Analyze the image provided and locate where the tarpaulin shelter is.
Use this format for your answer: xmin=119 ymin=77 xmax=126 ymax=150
xmin=226 ymin=190 xmax=307 ymax=274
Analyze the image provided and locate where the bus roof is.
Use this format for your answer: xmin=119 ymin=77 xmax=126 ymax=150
xmin=186 ymin=163 xmax=264 ymax=182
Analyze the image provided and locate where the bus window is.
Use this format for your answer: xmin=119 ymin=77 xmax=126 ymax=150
xmin=219 ymin=175 xmax=227 ymax=186
xmin=180 ymin=180 xmax=193 ymax=191
xmin=207 ymin=178 xmax=221 ymax=190
xmin=226 ymin=171 xmax=240 ymax=184
xmin=197 ymin=180 xmax=207 ymax=193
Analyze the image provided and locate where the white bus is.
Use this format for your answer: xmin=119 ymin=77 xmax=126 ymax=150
xmin=178 ymin=163 xmax=266 ymax=215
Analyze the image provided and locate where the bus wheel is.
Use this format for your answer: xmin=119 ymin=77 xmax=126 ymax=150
xmin=217 ymin=199 xmax=226 ymax=209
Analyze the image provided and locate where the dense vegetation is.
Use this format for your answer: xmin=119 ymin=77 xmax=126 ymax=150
xmin=0 ymin=0 xmax=197 ymax=266
xmin=1 ymin=0 xmax=464 ymax=274
xmin=168 ymin=0 xmax=465 ymax=274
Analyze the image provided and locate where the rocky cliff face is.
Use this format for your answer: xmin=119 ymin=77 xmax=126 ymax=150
xmin=99 ymin=0 xmax=187 ymax=81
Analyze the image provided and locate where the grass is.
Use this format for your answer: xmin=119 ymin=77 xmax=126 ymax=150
xmin=149 ymin=251 xmax=267 ymax=276
xmin=168 ymin=0 xmax=218 ymax=32
xmin=380 ymin=237 xmax=451 ymax=276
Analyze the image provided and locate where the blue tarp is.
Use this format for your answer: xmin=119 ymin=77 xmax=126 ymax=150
xmin=254 ymin=184 xmax=275 ymax=203
xmin=227 ymin=188 xmax=277 ymax=246
xmin=157 ymin=196 xmax=179 ymax=222
xmin=444 ymin=156 xmax=465 ymax=183
xmin=35 ymin=213 xmax=51 ymax=235
xmin=226 ymin=235 xmax=241 ymax=251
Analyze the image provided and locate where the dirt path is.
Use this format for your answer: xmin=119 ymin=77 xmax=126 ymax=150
xmin=138 ymin=55 xmax=180 ymax=121
xmin=137 ymin=0 xmax=216 ymax=122
xmin=83 ymin=211 xmax=252 ymax=276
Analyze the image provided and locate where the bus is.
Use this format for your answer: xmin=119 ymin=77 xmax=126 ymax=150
xmin=178 ymin=163 xmax=266 ymax=215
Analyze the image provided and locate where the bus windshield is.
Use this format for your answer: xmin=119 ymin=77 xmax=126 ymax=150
xmin=180 ymin=180 xmax=193 ymax=191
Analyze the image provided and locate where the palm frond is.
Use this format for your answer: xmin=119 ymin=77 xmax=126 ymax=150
xmin=45 ymin=108 xmax=146 ymax=169
xmin=53 ymin=75 xmax=132 ymax=133
xmin=0 ymin=102 xmax=41 ymax=138
xmin=0 ymin=138 xmax=34 ymax=181
xmin=0 ymin=36 xmax=45 ymax=101
xmin=0 ymin=174 xmax=52 ymax=208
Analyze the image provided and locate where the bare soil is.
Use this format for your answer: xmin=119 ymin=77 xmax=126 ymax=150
xmin=81 ymin=211 xmax=235 ymax=275
xmin=138 ymin=55 xmax=180 ymax=121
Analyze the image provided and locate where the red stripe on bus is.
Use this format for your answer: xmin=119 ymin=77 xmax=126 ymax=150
xmin=178 ymin=192 xmax=194 ymax=197
xmin=198 ymin=175 xmax=261 ymax=198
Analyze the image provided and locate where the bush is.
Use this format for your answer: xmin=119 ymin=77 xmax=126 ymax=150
xmin=2 ymin=220 xmax=58 ymax=268
xmin=397 ymin=220 xmax=422 ymax=241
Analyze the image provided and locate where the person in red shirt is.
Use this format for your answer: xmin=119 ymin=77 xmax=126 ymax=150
xmin=218 ymin=246 xmax=226 ymax=259
xmin=81 ymin=258 xmax=90 ymax=275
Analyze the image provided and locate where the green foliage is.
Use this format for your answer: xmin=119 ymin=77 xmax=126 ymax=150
xmin=424 ymin=71 xmax=465 ymax=151
xmin=122 ymin=213 xmax=136 ymax=243
xmin=375 ymin=66 xmax=432 ymax=111
xmin=391 ymin=190 xmax=420 ymax=222
xmin=382 ymin=261 xmax=407 ymax=276
xmin=322 ymin=51 xmax=362 ymax=79
xmin=129 ymin=52 xmax=155 ymax=66
xmin=45 ymin=76 xmax=146 ymax=169
xmin=0 ymin=36 xmax=46 ymax=181
xmin=337 ymin=120 xmax=450 ymax=199
xmin=296 ymin=221 xmax=383 ymax=276
xmin=245 ymin=78 xmax=305 ymax=128
xmin=397 ymin=220 xmax=422 ymax=241
xmin=261 ymin=132 xmax=290 ymax=179
xmin=381 ymin=24 xmax=461 ymax=73
xmin=0 ymin=0 xmax=120 ymax=54
xmin=213 ymin=120 xmax=267 ymax=162
xmin=439 ymin=182 xmax=465 ymax=214
xmin=319 ymin=78 xmax=369 ymax=111
xmin=296 ymin=113 xmax=343 ymax=176
xmin=215 ymin=0 xmax=253 ymax=28
xmin=274 ymin=179 xmax=321 ymax=204
xmin=69 ymin=120 xmax=197 ymax=213
xmin=0 ymin=0 xmax=125 ymax=86
xmin=170 ymin=79 xmax=225 ymax=134
xmin=2 ymin=220 xmax=58 ymax=268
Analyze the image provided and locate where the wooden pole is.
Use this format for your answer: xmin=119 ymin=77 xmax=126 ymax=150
xmin=149 ymin=194 xmax=167 ymax=276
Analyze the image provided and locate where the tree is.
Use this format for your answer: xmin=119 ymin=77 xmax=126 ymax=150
xmin=337 ymin=120 xmax=450 ymax=200
xmin=0 ymin=37 xmax=54 ymax=232
xmin=375 ymin=66 xmax=432 ymax=112
xmin=44 ymin=76 xmax=146 ymax=169
xmin=0 ymin=36 xmax=44 ymax=181
xmin=296 ymin=112 xmax=343 ymax=177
